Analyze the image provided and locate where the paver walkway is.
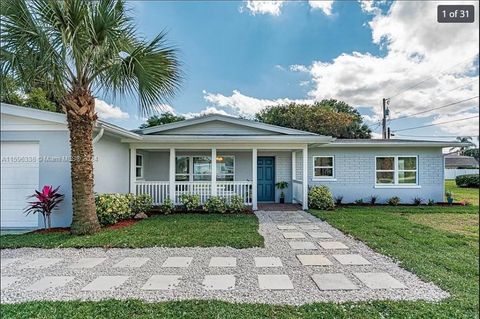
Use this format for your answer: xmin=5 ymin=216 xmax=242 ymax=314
xmin=0 ymin=211 xmax=448 ymax=305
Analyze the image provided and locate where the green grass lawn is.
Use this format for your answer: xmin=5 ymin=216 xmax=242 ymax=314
xmin=445 ymin=179 xmax=479 ymax=205
xmin=0 ymin=214 xmax=264 ymax=249
xmin=2 ymin=205 xmax=478 ymax=318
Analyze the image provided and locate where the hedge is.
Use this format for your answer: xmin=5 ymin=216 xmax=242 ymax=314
xmin=455 ymin=174 xmax=479 ymax=188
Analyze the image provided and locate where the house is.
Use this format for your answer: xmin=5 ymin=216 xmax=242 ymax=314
xmin=0 ymin=103 xmax=465 ymax=229
xmin=443 ymin=153 xmax=479 ymax=179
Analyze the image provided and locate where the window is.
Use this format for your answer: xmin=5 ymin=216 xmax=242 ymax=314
xmin=216 ymin=156 xmax=235 ymax=181
xmin=175 ymin=156 xmax=189 ymax=181
xmin=313 ymin=156 xmax=334 ymax=179
xmin=135 ymin=154 xmax=143 ymax=178
xmin=376 ymin=156 xmax=417 ymax=185
xmin=193 ymin=156 xmax=211 ymax=181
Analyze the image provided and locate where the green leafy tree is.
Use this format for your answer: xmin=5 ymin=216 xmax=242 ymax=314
xmin=24 ymin=88 xmax=57 ymax=112
xmin=139 ymin=112 xmax=185 ymax=129
xmin=0 ymin=74 xmax=23 ymax=105
xmin=450 ymin=136 xmax=474 ymax=154
xmin=1 ymin=0 xmax=182 ymax=234
xmin=463 ymin=148 xmax=479 ymax=160
xmin=255 ymin=99 xmax=371 ymax=138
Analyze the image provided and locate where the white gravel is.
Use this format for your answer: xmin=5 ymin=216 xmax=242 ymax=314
xmin=0 ymin=210 xmax=449 ymax=305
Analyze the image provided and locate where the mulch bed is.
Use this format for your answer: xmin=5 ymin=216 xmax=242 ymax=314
xmin=29 ymin=219 xmax=139 ymax=234
xmin=106 ymin=219 xmax=138 ymax=230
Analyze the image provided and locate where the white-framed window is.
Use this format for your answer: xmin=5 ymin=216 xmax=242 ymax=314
xmin=175 ymin=156 xmax=190 ymax=181
xmin=135 ymin=154 xmax=143 ymax=178
xmin=216 ymin=156 xmax=235 ymax=181
xmin=375 ymin=156 xmax=418 ymax=185
xmin=313 ymin=156 xmax=334 ymax=179
xmin=193 ymin=156 xmax=212 ymax=181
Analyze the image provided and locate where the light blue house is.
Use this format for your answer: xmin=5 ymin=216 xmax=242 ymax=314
xmin=0 ymin=103 xmax=463 ymax=229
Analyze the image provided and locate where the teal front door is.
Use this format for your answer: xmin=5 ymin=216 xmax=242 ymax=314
xmin=257 ymin=157 xmax=275 ymax=202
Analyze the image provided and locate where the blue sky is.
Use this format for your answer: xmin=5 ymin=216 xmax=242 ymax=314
xmin=97 ymin=1 xmax=479 ymax=143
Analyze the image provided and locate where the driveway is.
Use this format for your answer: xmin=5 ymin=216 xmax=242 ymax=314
xmin=0 ymin=210 xmax=448 ymax=305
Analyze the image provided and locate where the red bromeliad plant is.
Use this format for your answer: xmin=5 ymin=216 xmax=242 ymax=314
xmin=24 ymin=186 xmax=64 ymax=230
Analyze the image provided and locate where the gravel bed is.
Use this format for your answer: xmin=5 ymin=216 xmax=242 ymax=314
xmin=0 ymin=210 xmax=449 ymax=305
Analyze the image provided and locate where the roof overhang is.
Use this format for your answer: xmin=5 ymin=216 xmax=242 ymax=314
xmin=322 ymin=140 xmax=471 ymax=148
xmin=121 ymin=135 xmax=334 ymax=144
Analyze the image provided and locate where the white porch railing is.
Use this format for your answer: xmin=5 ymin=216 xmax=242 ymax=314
xmin=134 ymin=181 xmax=253 ymax=205
xmin=292 ymin=179 xmax=303 ymax=204
xmin=135 ymin=181 xmax=169 ymax=205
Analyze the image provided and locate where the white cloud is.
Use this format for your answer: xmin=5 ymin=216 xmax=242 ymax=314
xmin=184 ymin=106 xmax=230 ymax=119
xmin=358 ymin=0 xmax=383 ymax=14
xmin=95 ymin=99 xmax=129 ymax=120
xmin=431 ymin=112 xmax=479 ymax=136
xmin=151 ymin=104 xmax=177 ymax=114
xmin=242 ymin=1 xmax=284 ymax=16
xmin=203 ymin=90 xmax=313 ymax=117
xmin=291 ymin=1 xmax=479 ymax=137
xmin=308 ymin=0 xmax=334 ymax=15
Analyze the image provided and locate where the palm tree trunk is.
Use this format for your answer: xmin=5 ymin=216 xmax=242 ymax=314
xmin=64 ymin=88 xmax=100 ymax=235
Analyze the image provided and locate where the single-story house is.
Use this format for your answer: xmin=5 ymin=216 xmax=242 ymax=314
xmin=0 ymin=103 xmax=465 ymax=229
xmin=444 ymin=153 xmax=479 ymax=169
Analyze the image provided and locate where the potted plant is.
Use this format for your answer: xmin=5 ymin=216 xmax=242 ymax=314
xmin=275 ymin=181 xmax=289 ymax=203
xmin=445 ymin=191 xmax=454 ymax=205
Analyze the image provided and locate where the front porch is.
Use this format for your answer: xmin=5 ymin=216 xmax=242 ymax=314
xmin=129 ymin=145 xmax=309 ymax=210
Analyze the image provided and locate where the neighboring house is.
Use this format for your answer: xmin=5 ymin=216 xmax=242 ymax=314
xmin=443 ymin=153 xmax=479 ymax=180
xmin=0 ymin=103 xmax=465 ymax=229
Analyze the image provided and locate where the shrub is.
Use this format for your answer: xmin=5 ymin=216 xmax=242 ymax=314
xmin=334 ymin=195 xmax=343 ymax=206
xmin=95 ymin=193 xmax=132 ymax=226
xmin=387 ymin=196 xmax=400 ymax=206
xmin=129 ymin=194 xmax=153 ymax=215
xmin=369 ymin=195 xmax=378 ymax=205
xmin=308 ymin=186 xmax=334 ymax=210
xmin=24 ymin=185 xmax=64 ymax=230
xmin=204 ymin=196 xmax=227 ymax=214
xmin=228 ymin=195 xmax=247 ymax=213
xmin=456 ymin=174 xmax=479 ymax=188
xmin=179 ymin=194 xmax=201 ymax=212
xmin=354 ymin=198 xmax=364 ymax=205
xmin=427 ymin=199 xmax=435 ymax=206
xmin=159 ymin=198 xmax=175 ymax=215
xmin=412 ymin=197 xmax=423 ymax=206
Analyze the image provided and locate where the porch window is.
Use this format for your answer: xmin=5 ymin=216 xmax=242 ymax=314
xmin=313 ymin=156 xmax=334 ymax=179
xmin=376 ymin=156 xmax=417 ymax=185
xmin=136 ymin=154 xmax=143 ymax=178
xmin=216 ymin=156 xmax=235 ymax=181
xmin=193 ymin=156 xmax=212 ymax=181
xmin=175 ymin=156 xmax=190 ymax=181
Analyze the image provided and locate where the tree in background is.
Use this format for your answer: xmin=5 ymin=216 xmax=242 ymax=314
xmin=255 ymin=99 xmax=371 ymax=138
xmin=450 ymin=136 xmax=474 ymax=154
xmin=1 ymin=0 xmax=181 ymax=234
xmin=139 ymin=112 xmax=185 ymax=129
xmin=0 ymin=75 xmax=57 ymax=112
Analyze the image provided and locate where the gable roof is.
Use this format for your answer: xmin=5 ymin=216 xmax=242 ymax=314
xmin=136 ymin=114 xmax=319 ymax=136
xmin=444 ymin=153 xmax=479 ymax=168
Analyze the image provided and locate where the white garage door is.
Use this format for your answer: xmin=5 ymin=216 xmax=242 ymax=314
xmin=1 ymin=142 xmax=39 ymax=228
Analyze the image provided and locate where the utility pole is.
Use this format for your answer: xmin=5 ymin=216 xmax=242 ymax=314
xmin=382 ymin=98 xmax=389 ymax=139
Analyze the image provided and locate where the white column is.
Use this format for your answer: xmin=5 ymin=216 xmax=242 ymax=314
xmin=211 ymin=147 xmax=217 ymax=196
xmin=252 ymin=147 xmax=258 ymax=210
xmin=292 ymin=151 xmax=296 ymax=180
xmin=130 ymin=147 xmax=136 ymax=194
xmin=302 ymin=145 xmax=308 ymax=210
xmin=169 ymin=147 xmax=175 ymax=202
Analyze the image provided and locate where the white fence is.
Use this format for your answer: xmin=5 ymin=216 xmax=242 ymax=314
xmin=135 ymin=181 xmax=253 ymax=205
xmin=445 ymin=168 xmax=479 ymax=180
xmin=292 ymin=179 xmax=303 ymax=204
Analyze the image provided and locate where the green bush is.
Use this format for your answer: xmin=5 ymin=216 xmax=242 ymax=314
xmin=129 ymin=194 xmax=153 ymax=215
xmin=387 ymin=196 xmax=400 ymax=206
xmin=455 ymin=174 xmax=479 ymax=188
xmin=204 ymin=196 xmax=227 ymax=214
xmin=159 ymin=198 xmax=175 ymax=214
xmin=95 ymin=193 xmax=132 ymax=226
xmin=308 ymin=186 xmax=334 ymax=210
xmin=228 ymin=195 xmax=247 ymax=213
xmin=179 ymin=194 xmax=201 ymax=212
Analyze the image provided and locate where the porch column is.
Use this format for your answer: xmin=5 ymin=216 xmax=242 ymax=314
xmin=211 ymin=147 xmax=217 ymax=196
xmin=169 ymin=147 xmax=175 ymax=202
xmin=130 ymin=147 xmax=136 ymax=194
xmin=252 ymin=147 xmax=258 ymax=210
xmin=291 ymin=151 xmax=296 ymax=203
xmin=302 ymin=145 xmax=308 ymax=210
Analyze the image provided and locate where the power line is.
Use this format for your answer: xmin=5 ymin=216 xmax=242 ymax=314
xmin=388 ymin=53 xmax=479 ymax=100
xmin=393 ymin=115 xmax=479 ymax=132
xmin=395 ymin=133 xmax=475 ymax=138
xmin=389 ymin=95 xmax=479 ymax=121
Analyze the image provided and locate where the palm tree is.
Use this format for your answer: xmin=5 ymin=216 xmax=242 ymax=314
xmin=450 ymin=136 xmax=473 ymax=154
xmin=1 ymin=0 xmax=182 ymax=234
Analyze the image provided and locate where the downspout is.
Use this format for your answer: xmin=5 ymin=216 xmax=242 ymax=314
xmin=93 ymin=125 xmax=105 ymax=144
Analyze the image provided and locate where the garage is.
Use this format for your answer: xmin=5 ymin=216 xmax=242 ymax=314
xmin=1 ymin=142 xmax=39 ymax=228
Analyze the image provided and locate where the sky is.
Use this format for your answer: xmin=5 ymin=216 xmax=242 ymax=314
xmin=95 ymin=0 xmax=479 ymax=144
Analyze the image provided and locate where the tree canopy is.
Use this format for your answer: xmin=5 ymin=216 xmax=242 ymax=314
xmin=255 ymin=99 xmax=371 ymax=138
xmin=139 ymin=112 xmax=185 ymax=128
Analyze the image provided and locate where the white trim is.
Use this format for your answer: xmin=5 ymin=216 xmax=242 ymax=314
xmin=135 ymin=154 xmax=144 ymax=179
xmin=312 ymin=178 xmax=337 ymax=182
xmin=302 ymin=145 xmax=308 ymax=210
xmin=169 ymin=148 xmax=175 ymax=200
xmin=211 ymin=148 xmax=217 ymax=196
xmin=138 ymin=114 xmax=321 ymax=136
xmin=252 ymin=148 xmax=258 ymax=210
xmin=312 ymin=156 xmax=335 ymax=179
xmin=375 ymin=155 xmax=419 ymax=187
xmin=292 ymin=151 xmax=296 ymax=181
xmin=125 ymin=135 xmax=333 ymax=144
xmin=130 ymin=147 xmax=136 ymax=193
xmin=324 ymin=140 xmax=468 ymax=148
